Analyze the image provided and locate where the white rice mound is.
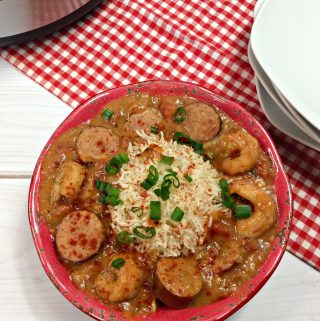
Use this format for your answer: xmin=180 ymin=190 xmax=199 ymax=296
xmin=110 ymin=131 xmax=222 ymax=257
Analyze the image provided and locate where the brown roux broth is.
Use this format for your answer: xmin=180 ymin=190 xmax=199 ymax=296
xmin=38 ymin=93 xmax=277 ymax=317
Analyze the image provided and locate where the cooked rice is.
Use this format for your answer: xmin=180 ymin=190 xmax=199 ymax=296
xmin=110 ymin=131 xmax=222 ymax=257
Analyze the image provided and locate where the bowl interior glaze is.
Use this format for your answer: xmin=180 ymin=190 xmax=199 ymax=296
xmin=28 ymin=80 xmax=292 ymax=321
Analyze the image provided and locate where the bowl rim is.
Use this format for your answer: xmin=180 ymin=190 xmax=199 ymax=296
xmin=28 ymin=79 xmax=292 ymax=321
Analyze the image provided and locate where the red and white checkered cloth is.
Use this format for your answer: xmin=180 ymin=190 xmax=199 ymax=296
xmin=1 ymin=0 xmax=319 ymax=270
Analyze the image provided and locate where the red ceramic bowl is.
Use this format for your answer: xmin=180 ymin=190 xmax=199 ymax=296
xmin=28 ymin=80 xmax=292 ymax=321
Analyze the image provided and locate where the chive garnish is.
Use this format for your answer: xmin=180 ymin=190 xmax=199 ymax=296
xmin=111 ymin=258 xmax=125 ymax=269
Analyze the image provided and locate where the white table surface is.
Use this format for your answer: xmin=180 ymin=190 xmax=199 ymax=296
xmin=0 ymin=57 xmax=319 ymax=321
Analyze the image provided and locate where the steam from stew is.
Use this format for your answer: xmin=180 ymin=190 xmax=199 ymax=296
xmin=39 ymin=93 xmax=277 ymax=317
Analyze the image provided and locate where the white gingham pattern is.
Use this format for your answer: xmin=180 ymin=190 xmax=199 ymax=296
xmin=1 ymin=0 xmax=319 ymax=270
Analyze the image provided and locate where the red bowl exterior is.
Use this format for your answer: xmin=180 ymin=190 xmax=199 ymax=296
xmin=28 ymin=80 xmax=292 ymax=321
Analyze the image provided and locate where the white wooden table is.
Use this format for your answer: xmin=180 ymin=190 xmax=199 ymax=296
xmin=0 ymin=58 xmax=319 ymax=321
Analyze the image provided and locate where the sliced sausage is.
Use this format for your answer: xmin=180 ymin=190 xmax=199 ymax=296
xmin=184 ymin=103 xmax=221 ymax=142
xmin=128 ymin=108 xmax=163 ymax=133
xmin=56 ymin=211 xmax=104 ymax=262
xmin=155 ymin=257 xmax=203 ymax=308
xmin=76 ymin=127 xmax=120 ymax=162
xmin=95 ymin=254 xmax=144 ymax=303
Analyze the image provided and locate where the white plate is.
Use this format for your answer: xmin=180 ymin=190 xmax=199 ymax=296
xmin=251 ymin=0 xmax=320 ymax=130
xmin=255 ymin=76 xmax=320 ymax=152
xmin=248 ymin=43 xmax=320 ymax=143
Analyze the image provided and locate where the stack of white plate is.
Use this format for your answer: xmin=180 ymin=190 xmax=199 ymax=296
xmin=250 ymin=0 xmax=320 ymax=151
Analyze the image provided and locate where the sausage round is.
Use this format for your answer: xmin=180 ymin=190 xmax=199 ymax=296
xmin=95 ymin=254 xmax=144 ymax=303
xmin=56 ymin=211 xmax=104 ymax=262
xmin=184 ymin=103 xmax=221 ymax=142
xmin=128 ymin=108 xmax=163 ymax=133
xmin=155 ymin=257 xmax=203 ymax=308
xmin=76 ymin=127 xmax=120 ymax=162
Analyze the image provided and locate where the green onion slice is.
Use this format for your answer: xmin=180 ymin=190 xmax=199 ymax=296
xmin=160 ymin=155 xmax=175 ymax=165
xmin=219 ymin=178 xmax=229 ymax=191
xmin=150 ymin=126 xmax=159 ymax=134
xmin=163 ymin=173 xmax=180 ymax=188
xmin=174 ymin=107 xmax=187 ymax=123
xmin=102 ymin=109 xmax=114 ymax=120
xmin=117 ymin=231 xmax=135 ymax=244
xmin=105 ymin=155 xmax=122 ymax=175
xmin=131 ymin=206 xmax=144 ymax=218
xmin=171 ymin=207 xmax=184 ymax=222
xmin=140 ymin=165 xmax=159 ymax=190
xmin=119 ymin=153 xmax=129 ymax=163
xmin=184 ymin=174 xmax=193 ymax=182
xmin=173 ymin=132 xmax=203 ymax=155
xmin=219 ymin=178 xmax=235 ymax=209
xmin=150 ymin=201 xmax=161 ymax=220
xmin=105 ymin=195 xmax=123 ymax=206
xmin=133 ymin=226 xmax=156 ymax=239
xmin=96 ymin=178 xmax=102 ymax=189
xmin=111 ymin=258 xmax=125 ymax=269
xmin=234 ymin=205 xmax=252 ymax=219
xmin=105 ymin=183 xmax=120 ymax=198
xmin=99 ymin=181 xmax=106 ymax=193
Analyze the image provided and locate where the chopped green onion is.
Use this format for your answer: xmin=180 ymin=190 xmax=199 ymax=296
xmin=219 ymin=178 xmax=229 ymax=191
xmin=173 ymin=132 xmax=194 ymax=147
xmin=154 ymin=189 xmax=162 ymax=197
xmin=150 ymin=126 xmax=159 ymax=134
xmin=119 ymin=153 xmax=129 ymax=163
xmin=140 ymin=165 xmax=159 ymax=190
xmin=102 ymin=109 xmax=114 ymax=120
xmin=131 ymin=206 xmax=144 ymax=218
xmin=173 ymin=132 xmax=203 ymax=155
xmin=111 ymin=258 xmax=125 ymax=269
xmin=105 ymin=155 xmax=122 ymax=175
xmin=96 ymin=178 xmax=102 ymax=189
xmin=105 ymin=195 xmax=123 ymax=206
xmin=171 ymin=207 xmax=184 ymax=222
xmin=117 ymin=231 xmax=135 ymax=244
xmin=234 ymin=205 xmax=252 ymax=219
xmin=154 ymin=187 xmax=170 ymax=201
xmin=140 ymin=180 xmax=153 ymax=191
xmin=160 ymin=155 xmax=175 ymax=165
xmin=99 ymin=194 xmax=106 ymax=204
xmin=133 ymin=226 xmax=156 ymax=239
xmin=105 ymin=183 xmax=120 ymax=198
xmin=174 ymin=107 xmax=187 ymax=123
xmin=184 ymin=174 xmax=193 ymax=182
xmin=99 ymin=181 xmax=106 ymax=193
xmin=150 ymin=201 xmax=161 ymax=220
xmin=193 ymin=141 xmax=204 ymax=154
xmin=163 ymin=173 xmax=180 ymax=188
xmin=219 ymin=178 xmax=235 ymax=209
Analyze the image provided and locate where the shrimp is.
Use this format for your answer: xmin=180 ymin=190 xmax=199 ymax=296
xmin=229 ymin=179 xmax=276 ymax=237
xmin=204 ymin=129 xmax=260 ymax=175
xmin=95 ymin=255 xmax=144 ymax=303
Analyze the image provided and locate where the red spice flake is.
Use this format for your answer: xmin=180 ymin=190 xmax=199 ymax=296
xmin=140 ymin=191 xmax=148 ymax=199
xmin=76 ymin=212 xmax=81 ymax=220
xmin=80 ymin=238 xmax=88 ymax=247
xmin=124 ymin=287 xmax=129 ymax=293
xmin=208 ymin=188 xmax=212 ymax=193
xmin=70 ymin=227 xmax=76 ymax=232
xmin=89 ymin=238 xmax=98 ymax=249
xmin=78 ymin=233 xmax=85 ymax=239
xmin=96 ymin=140 xmax=106 ymax=153
xmin=69 ymin=238 xmax=77 ymax=246
xmin=77 ymin=254 xmax=83 ymax=259
xmin=85 ymin=214 xmax=90 ymax=220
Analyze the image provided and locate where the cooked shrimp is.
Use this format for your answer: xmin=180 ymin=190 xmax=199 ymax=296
xmin=229 ymin=179 xmax=276 ymax=237
xmin=204 ymin=129 xmax=260 ymax=175
xmin=95 ymin=255 xmax=144 ymax=303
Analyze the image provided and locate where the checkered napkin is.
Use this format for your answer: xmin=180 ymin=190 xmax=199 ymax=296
xmin=1 ymin=0 xmax=319 ymax=270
